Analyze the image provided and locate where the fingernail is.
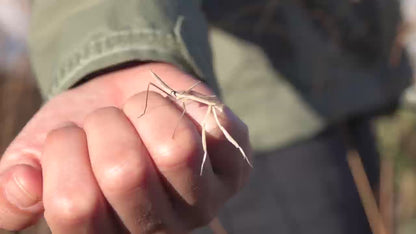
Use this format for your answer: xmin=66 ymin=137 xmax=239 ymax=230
xmin=5 ymin=174 xmax=40 ymax=209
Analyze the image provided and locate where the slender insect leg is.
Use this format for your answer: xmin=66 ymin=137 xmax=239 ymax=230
xmin=137 ymin=82 xmax=172 ymax=118
xmin=150 ymin=70 xmax=176 ymax=93
xmin=185 ymin=81 xmax=217 ymax=98
xmin=185 ymin=80 xmax=202 ymax=92
xmin=200 ymin=105 xmax=212 ymax=175
xmin=187 ymin=82 xmax=217 ymax=99
xmin=171 ymin=102 xmax=187 ymax=139
xmin=212 ymin=108 xmax=253 ymax=168
xmin=201 ymin=123 xmax=207 ymax=175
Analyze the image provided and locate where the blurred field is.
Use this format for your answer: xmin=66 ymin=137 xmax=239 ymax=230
xmin=0 ymin=0 xmax=41 ymax=156
xmin=376 ymin=110 xmax=416 ymax=234
xmin=0 ymin=1 xmax=416 ymax=234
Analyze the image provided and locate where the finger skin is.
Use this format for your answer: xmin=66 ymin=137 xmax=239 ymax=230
xmin=42 ymin=125 xmax=117 ymax=234
xmin=0 ymin=164 xmax=43 ymax=230
xmin=123 ymin=92 xmax=225 ymax=229
xmin=83 ymin=107 xmax=183 ymax=233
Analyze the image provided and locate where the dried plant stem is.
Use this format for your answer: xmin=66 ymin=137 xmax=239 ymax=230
xmin=347 ymin=150 xmax=388 ymax=234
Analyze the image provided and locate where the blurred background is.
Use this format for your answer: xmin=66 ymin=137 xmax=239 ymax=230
xmin=0 ymin=0 xmax=416 ymax=233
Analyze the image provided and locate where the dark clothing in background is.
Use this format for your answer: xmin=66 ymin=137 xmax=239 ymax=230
xmin=203 ymin=0 xmax=411 ymax=128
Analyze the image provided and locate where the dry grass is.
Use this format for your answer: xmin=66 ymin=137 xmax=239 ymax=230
xmin=376 ymin=109 xmax=416 ymax=234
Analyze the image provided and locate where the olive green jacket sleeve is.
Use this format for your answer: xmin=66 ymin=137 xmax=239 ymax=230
xmin=29 ymin=0 xmax=217 ymax=99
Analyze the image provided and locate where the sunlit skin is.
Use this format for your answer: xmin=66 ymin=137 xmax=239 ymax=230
xmin=0 ymin=62 xmax=252 ymax=233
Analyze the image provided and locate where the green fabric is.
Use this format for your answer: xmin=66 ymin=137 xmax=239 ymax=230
xmin=210 ymin=28 xmax=324 ymax=150
xmin=29 ymin=0 xmax=217 ymax=99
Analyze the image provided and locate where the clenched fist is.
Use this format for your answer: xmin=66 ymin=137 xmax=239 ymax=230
xmin=0 ymin=63 xmax=251 ymax=233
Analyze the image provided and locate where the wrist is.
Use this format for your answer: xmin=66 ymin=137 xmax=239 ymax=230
xmin=75 ymin=62 xmax=207 ymax=107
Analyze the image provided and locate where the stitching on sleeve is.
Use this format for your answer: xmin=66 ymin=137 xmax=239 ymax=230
xmin=49 ymin=29 xmax=183 ymax=96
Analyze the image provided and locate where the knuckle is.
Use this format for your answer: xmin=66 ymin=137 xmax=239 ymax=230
xmin=46 ymin=125 xmax=84 ymax=144
xmin=123 ymin=91 xmax=161 ymax=114
xmin=181 ymin=186 xmax=221 ymax=229
xmin=187 ymin=204 xmax=217 ymax=229
xmin=48 ymin=125 xmax=81 ymax=139
xmin=225 ymin=160 xmax=252 ymax=196
xmin=152 ymin=135 xmax=201 ymax=170
xmin=45 ymin=191 xmax=99 ymax=225
xmin=84 ymin=106 xmax=121 ymax=128
xmin=98 ymin=154 xmax=150 ymax=193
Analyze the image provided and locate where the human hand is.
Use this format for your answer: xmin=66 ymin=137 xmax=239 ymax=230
xmin=0 ymin=63 xmax=252 ymax=233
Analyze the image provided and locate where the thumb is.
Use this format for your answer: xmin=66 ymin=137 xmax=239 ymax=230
xmin=0 ymin=163 xmax=43 ymax=230
xmin=0 ymin=112 xmax=68 ymax=231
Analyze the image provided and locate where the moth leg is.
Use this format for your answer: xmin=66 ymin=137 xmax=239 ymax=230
xmin=185 ymin=80 xmax=202 ymax=92
xmin=200 ymin=105 xmax=212 ymax=175
xmin=172 ymin=102 xmax=187 ymax=139
xmin=137 ymin=82 xmax=172 ymax=118
xmin=212 ymin=108 xmax=253 ymax=168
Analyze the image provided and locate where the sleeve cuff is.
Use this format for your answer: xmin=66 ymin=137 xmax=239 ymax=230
xmin=29 ymin=0 xmax=217 ymax=99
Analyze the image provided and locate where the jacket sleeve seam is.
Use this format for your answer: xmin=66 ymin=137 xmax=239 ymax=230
xmin=49 ymin=29 xmax=189 ymax=97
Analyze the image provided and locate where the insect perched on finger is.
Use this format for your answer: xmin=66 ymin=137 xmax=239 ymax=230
xmin=138 ymin=71 xmax=253 ymax=175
